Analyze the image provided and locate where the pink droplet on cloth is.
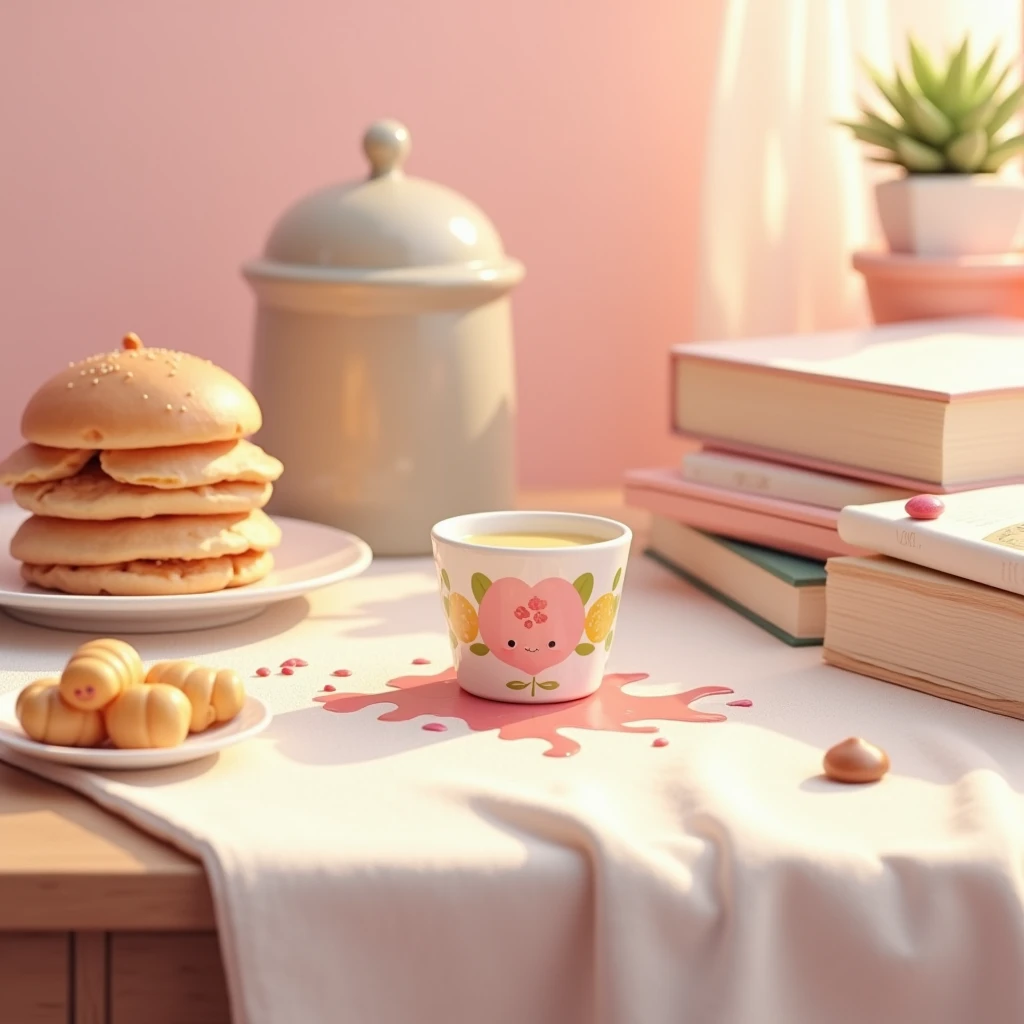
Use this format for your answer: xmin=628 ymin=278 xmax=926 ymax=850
xmin=255 ymin=667 xmax=271 ymax=677
xmin=652 ymin=737 xmax=670 ymax=748
xmin=422 ymin=722 xmax=448 ymax=732
xmin=726 ymin=699 xmax=752 ymax=707
xmin=332 ymin=669 xmax=352 ymax=677
xmin=412 ymin=658 xmax=431 ymax=665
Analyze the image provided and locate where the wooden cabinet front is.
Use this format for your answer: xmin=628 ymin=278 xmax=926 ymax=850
xmin=0 ymin=932 xmax=231 ymax=1024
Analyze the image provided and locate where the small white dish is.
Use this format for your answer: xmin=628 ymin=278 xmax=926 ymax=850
xmin=0 ymin=505 xmax=372 ymax=633
xmin=0 ymin=690 xmax=271 ymax=770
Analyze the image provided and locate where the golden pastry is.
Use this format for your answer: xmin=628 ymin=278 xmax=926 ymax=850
xmin=13 ymin=463 xmax=272 ymax=520
xmin=100 ymin=439 xmax=283 ymax=490
xmin=59 ymin=638 xmax=144 ymax=711
xmin=22 ymin=550 xmax=273 ymax=597
xmin=1 ymin=333 xmax=284 ymax=596
xmin=0 ymin=444 xmax=95 ymax=486
xmin=104 ymin=684 xmax=192 ymax=749
xmin=146 ymin=661 xmax=246 ymax=733
xmin=12 ymin=509 xmax=281 ymax=567
xmin=16 ymin=678 xmax=107 ymax=747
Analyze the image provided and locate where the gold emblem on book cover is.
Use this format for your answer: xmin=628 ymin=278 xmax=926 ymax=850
xmin=983 ymin=524 xmax=1024 ymax=550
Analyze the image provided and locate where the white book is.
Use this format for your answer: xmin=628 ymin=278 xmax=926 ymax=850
xmin=680 ymin=450 xmax=913 ymax=510
xmin=837 ymin=485 xmax=1024 ymax=597
xmin=670 ymin=317 xmax=1024 ymax=488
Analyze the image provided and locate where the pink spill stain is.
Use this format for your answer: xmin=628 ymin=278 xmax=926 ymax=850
xmin=411 ymin=658 xmax=431 ymax=665
xmin=422 ymin=722 xmax=448 ymax=733
xmin=652 ymin=737 xmax=670 ymax=748
xmin=316 ymin=669 xmax=733 ymax=758
xmin=727 ymin=699 xmax=753 ymax=707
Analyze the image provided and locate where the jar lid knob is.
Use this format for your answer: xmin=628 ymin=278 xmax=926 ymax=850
xmin=363 ymin=119 xmax=411 ymax=179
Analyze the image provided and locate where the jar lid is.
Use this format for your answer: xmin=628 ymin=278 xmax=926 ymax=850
xmin=243 ymin=119 xmax=524 ymax=295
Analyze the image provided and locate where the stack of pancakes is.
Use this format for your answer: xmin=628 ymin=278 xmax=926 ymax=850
xmin=0 ymin=334 xmax=284 ymax=596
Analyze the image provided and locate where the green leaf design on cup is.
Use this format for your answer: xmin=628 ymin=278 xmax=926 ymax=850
xmin=449 ymin=629 xmax=458 ymax=649
xmin=612 ymin=567 xmax=622 ymax=591
xmin=469 ymin=643 xmax=490 ymax=656
xmin=604 ymin=630 xmax=614 ymax=651
xmin=537 ymin=680 xmax=560 ymax=691
xmin=575 ymin=643 xmax=595 ymax=656
xmin=506 ymin=680 xmax=529 ymax=691
xmin=441 ymin=569 xmax=451 ymax=591
xmin=573 ymin=573 xmax=594 ymax=605
xmin=443 ymin=595 xmax=450 ymax=617
xmin=471 ymin=573 xmax=492 ymax=604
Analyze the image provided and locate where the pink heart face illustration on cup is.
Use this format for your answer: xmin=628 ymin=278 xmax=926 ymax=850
xmin=477 ymin=577 xmax=586 ymax=677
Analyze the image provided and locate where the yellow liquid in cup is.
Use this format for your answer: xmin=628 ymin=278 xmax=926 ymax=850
xmin=462 ymin=532 xmax=600 ymax=548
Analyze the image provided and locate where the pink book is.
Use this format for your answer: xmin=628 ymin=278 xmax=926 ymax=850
xmin=624 ymin=467 xmax=869 ymax=561
xmin=669 ymin=316 xmax=1024 ymax=490
xmin=673 ymin=439 xmax=1020 ymax=494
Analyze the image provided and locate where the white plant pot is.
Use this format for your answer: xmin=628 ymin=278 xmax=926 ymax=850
xmin=875 ymin=175 xmax=1024 ymax=257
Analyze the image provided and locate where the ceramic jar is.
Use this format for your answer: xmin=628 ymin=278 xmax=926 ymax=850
xmin=242 ymin=119 xmax=524 ymax=556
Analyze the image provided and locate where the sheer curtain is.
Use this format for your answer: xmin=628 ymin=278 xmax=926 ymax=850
xmin=694 ymin=0 xmax=1022 ymax=341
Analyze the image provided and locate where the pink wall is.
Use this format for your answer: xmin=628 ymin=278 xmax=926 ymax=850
xmin=0 ymin=1 xmax=722 ymax=489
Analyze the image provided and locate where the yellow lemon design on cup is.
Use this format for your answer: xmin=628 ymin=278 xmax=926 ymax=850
xmin=585 ymin=593 xmax=617 ymax=643
xmin=448 ymin=592 xmax=479 ymax=643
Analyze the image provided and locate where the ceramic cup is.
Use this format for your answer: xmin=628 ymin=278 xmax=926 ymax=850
xmin=431 ymin=510 xmax=632 ymax=703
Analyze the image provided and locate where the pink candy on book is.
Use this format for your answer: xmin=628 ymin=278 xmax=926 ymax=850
xmin=905 ymin=494 xmax=945 ymax=520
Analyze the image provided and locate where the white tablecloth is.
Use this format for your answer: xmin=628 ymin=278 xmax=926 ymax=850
xmin=2 ymin=554 xmax=1024 ymax=1024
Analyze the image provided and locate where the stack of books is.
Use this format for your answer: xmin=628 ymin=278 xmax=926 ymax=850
xmin=829 ymin=487 xmax=1024 ymax=722
xmin=626 ymin=316 xmax=1024 ymax=647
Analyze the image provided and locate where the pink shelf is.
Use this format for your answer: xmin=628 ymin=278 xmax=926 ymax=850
xmin=852 ymin=250 xmax=1024 ymax=324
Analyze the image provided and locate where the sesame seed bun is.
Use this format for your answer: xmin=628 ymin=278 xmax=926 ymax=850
xmin=20 ymin=336 xmax=262 ymax=450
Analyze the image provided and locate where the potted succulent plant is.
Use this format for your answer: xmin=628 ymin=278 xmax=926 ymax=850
xmin=840 ymin=34 xmax=1024 ymax=257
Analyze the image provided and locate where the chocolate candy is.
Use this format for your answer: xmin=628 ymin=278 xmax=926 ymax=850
xmin=905 ymin=494 xmax=944 ymax=520
xmin=823 ymin=737 xmax=890 ymax=784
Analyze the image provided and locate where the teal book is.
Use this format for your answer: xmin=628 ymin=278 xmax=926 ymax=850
xmin=646 ymin=516 xmax=826 ymax=646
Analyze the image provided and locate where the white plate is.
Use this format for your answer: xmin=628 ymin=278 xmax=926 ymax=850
xmin=0 ymin=505 xmax=372 ymax=633
xmin=0 ymin=691 xmax=272 ymax=770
